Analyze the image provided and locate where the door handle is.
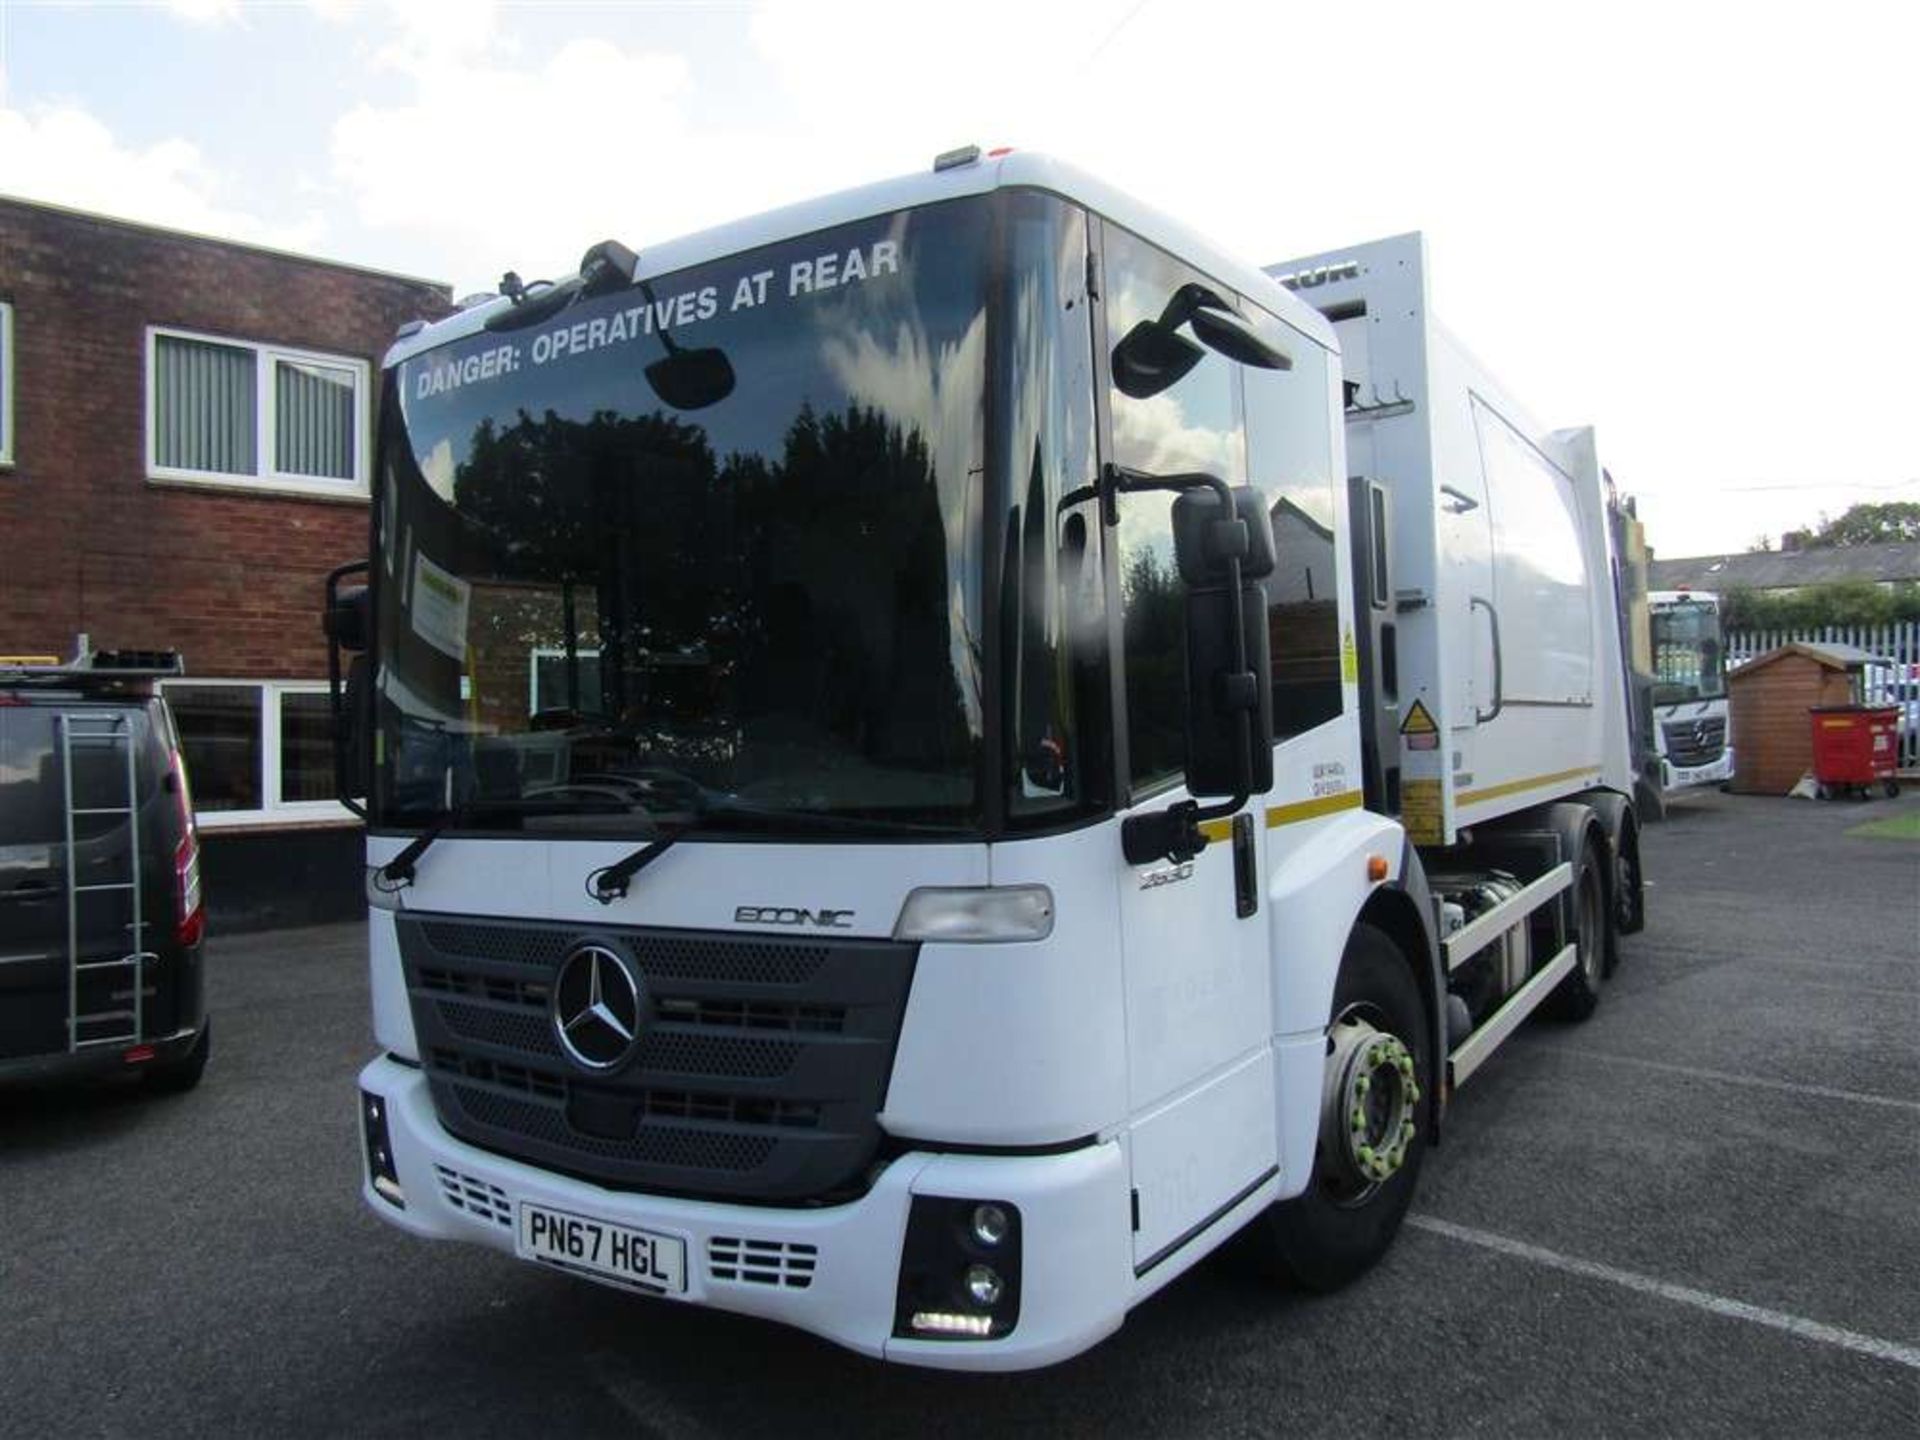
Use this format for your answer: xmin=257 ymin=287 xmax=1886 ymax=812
xmin=1470 ymin=595 xmax=1503 ymax=724
xmin=1231 ymin=812 xmax=1257 ymax=918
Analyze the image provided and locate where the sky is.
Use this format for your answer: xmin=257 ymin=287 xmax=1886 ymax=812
xmin=1 ymin=0 xmax=1915 ymax=560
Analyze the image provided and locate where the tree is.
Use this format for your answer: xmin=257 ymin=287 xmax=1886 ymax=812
xmin=1802 ymin=501 xmax=1920 ymax=548
xmin=1722 ymin=580 xmax=1920 ymax=629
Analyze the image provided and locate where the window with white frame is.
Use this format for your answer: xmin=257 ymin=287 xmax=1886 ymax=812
xmin=146 ymin=327 xmax=369 ymax=496
xmin=0 ymin=300 xmax=14 ymax=467
xmin=528 ymin=646 xmax=604 ymax=715
xmin=162 ymin=680 xmax=352 ymax=827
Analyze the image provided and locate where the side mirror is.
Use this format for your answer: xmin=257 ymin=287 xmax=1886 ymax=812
xmin=1183 ymin=582 xmax=1274 ymax=799
xmin=646 ymin=344 xmax=736 ymax=411
xmin=323 ymin=560 xmax=371 ymax=817
xmin=1111 ymin=319 xmax=1204 ymax=400
xmin=339 ymin=653 xmax=371 ymax=802
xmin=325 ymin=585 xmax=369 ymax=653
xmin=1171 ymin=485 xmax=1276 ymax=587
xmin=1109 ymin=285 xmax=1292 ymax=400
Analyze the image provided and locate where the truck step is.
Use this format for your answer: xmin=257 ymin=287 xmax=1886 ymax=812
xmin=1448 ymin=944 xmax=1576 ymax=1086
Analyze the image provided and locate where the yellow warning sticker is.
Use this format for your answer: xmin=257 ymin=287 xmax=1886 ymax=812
xmin=1399 ymin=698 xmax=1440 ymax=751
xmin=1400 ymin=777 xmax=1444 ymax=845
xmin=1341 ymin=628 xmax=1359 ymax=683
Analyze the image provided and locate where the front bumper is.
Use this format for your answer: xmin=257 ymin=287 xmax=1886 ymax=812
xmin=1664 ymin=748 xmax=1734 ymax=791
xmin=359 ymin=1055 xmax=1134 ymax=1371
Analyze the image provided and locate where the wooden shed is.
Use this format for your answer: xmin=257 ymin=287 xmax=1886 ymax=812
xmin=1727 ymin=642 xmax=1870 ymax=794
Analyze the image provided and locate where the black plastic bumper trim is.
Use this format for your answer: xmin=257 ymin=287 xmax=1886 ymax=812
xmin=883 ymin=1132 xmax=1101 ymax=1159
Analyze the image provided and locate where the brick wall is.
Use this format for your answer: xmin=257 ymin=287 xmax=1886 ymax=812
xmin=0 ymin=197 xmax=451 ymax=676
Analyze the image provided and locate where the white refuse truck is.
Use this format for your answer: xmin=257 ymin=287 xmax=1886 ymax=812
xmin=1646 ymin=588 xmax=1733 ymax=790
xmin=329 ymin=152 xmax=1645 ymax=1370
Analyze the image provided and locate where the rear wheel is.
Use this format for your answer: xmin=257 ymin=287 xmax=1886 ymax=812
xmin=147 ymin=1022 xmax=209 ymax=1095
xmin=1546 ymin=841 xmax=1608 ymax=1022
xmin=1250 ymin=924 xmax=1429 ymax=1292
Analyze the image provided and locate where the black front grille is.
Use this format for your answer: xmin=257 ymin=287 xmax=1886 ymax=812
xmin=398 ymin=915 xmax=917 ymax=1202
xmin=1663 ymin=715 xmax=1727 ymax=768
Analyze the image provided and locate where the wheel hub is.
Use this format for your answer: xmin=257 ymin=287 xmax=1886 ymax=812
xmin=1322 ymin=1019 xmax=1420 ymax=1189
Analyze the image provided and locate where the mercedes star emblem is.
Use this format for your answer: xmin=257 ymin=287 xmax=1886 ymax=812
xmin=550 ymin=943 xmax=647 ymax=1072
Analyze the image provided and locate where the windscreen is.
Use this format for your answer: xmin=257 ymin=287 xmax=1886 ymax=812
xmin=1650 ymin=601 xmax=1726 ymax=704
xmin=375 ymin=199 xmax=989 ymax=836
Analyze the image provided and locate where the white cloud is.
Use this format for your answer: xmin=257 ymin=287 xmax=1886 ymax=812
xmin=746 ymin=2 xmax=1105 ymax=139
xmin=329 ymin=33 xmax=706 ymax=289
xmin=162 ymin=0 xmax=242 ymax=25
xmin=304 ymin=0 xmax=496 ymax=45
xmin=1112 ymin=390 xmax=1236 ymax=478
xmin=0 ymin=101 xmax=322 ymax=250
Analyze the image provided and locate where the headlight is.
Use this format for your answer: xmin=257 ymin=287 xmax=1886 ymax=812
xmin=892 ymin=885 xmax=1054 ymax=943
xmin=893 ymin=1196 xmax=1023 ymax=1341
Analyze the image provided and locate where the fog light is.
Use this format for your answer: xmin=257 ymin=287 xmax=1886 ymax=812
xmin=970 ymin=1203 xmax=1010 ymax=1248
xmin=893 ymin=1196 xmax=1023 ymax=1341
xmin=361 ymin=1089 xmax=405 ymax=1209
xmin=965 ymin=1264 xmax=1003 ymax=1308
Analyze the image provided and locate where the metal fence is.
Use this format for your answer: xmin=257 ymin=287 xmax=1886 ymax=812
xmin=1726 ymin=621 xmax=1920 ymax=769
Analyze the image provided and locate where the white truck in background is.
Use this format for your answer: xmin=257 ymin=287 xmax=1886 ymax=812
xmin=330 ymin=154 xmax=1646 ymax=1370
xmin=1647 ymin=588 xmax=1733 ymax=790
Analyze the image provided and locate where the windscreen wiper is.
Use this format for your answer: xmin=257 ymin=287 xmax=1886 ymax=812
xmin=584 ymin=796 xmax=952 ymax=906
xmin=586 ymin=830 xmax=681 ymax=904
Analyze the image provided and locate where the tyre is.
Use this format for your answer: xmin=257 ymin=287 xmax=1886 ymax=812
xmin=1250 ymin=924 xmax=1429 ymax=1292
xmin=147 ymin=1023 xmax=209 ymax=1095
xmin=1610 ymin=819 xmax=1645 ymax=944
xmin=1886 ymin=780 xmax=1902 ymax=799
xmin=1581 ymin=791 xmax=1644 ymax=944
xmin=1545 ymin=837 xmax=1608 ymax=1022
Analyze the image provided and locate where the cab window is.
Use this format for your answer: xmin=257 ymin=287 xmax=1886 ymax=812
xmin=1103 ymin=225 xmax=1246 ymax=794
xmin=1245 ymin=336 xmax=1343 ymax=737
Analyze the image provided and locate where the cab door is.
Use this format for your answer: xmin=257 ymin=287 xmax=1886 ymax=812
xmin=1096 ymin=221 xmax=1276 ymax=1271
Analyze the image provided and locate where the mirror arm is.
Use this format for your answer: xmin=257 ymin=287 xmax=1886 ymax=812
xmin=1101 ymin=462 xmax=1237 ymax=529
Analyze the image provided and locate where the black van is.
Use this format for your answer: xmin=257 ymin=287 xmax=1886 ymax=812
xmin=0 ymin=649 xmax=209 ymax=1091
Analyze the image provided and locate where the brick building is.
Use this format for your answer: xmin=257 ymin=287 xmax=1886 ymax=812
xmin=0 ymin=195 xmax=450 ymax=926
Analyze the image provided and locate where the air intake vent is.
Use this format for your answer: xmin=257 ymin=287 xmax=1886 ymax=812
xmin=708 ymin=1236 xmax=818 ymax=1290
xmin=434 ymin=1165 xmax=513 ymax=1229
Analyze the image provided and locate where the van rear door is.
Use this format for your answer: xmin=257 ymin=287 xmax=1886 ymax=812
xmin=0 ymin=703 xmax=175 ymax=1059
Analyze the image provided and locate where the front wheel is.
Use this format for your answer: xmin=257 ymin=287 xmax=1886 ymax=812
xmin=1249 ymin=924 xmax=1429 ymax=1292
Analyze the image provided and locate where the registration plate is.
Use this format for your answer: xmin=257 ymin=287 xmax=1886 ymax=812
xmin=515 ymin=1202 xmax=687 ymax=1295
